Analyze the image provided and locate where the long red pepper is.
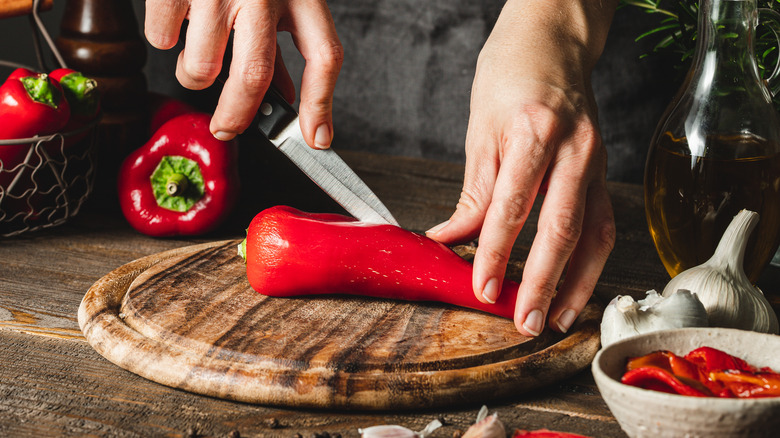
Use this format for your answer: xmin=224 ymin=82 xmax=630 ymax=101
xmin=243 ymin=206 xmax=520 ymax=318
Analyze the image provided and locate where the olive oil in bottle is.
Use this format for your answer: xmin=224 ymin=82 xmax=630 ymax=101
xmin=644 ymin=132 xmax=780 ymax=282
xmin=643 ymin=0 xmax=780 ymax=288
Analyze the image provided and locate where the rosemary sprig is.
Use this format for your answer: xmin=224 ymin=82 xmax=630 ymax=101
xmin=621 ymin=0 xmax=780 ymax=108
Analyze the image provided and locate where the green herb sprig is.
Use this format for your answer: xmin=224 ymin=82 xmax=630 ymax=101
xmin=621 ymin=0 xmax=780 ymax=108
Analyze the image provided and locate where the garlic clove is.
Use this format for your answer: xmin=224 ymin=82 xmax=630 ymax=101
xmin=600 ymin=289 xmax=708 ymax=347
xmin=359 ymin=419 xmax=442 ymax=438
xmin=661 ymin=210 xmax=779 ymax=334
xmin=360 ymin=425 xmax=417 ymax=438
xmin=462 ymin=406 xmax=506 ymax=438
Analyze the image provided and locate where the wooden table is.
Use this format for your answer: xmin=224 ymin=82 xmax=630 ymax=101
xmin=2 ymin=147 xmax=778 ymax=437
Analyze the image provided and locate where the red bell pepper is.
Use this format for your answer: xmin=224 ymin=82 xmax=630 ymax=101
xmin=1 ymin=68 xmax=70 ymax=190
xmin=242 ymin=206 xmax=519 ymax=318
xmin=0 ymin=67 xmax=70 ymax=139
xmin=117 ymin=112 xmax=239 ymax=236
xmin=48 ymin=68 xmax=100 ymax=133
xmin=147 ymin=92 xmax=196 ymax=134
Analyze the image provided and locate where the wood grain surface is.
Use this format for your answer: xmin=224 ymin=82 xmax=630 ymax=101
xmin=79 ymin=239 xmax=602 ymax=410
xmin=6 ymin=150 xmax=778 ymax=436
xmin=0 ymin=0 xmax=52 ymax=19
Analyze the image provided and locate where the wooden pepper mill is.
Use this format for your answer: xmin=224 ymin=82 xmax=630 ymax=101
xmin=55 ymin=0 xmax=148 ymax=184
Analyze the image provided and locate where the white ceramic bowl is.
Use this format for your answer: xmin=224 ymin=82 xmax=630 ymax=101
xmin=592 ymin=327 xmax=780 ymax=438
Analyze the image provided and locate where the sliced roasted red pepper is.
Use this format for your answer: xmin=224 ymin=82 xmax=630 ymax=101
xmin=709 ymin=370 xmax=780 ymax=398
xmin=242 ymin=206 xmax=519 ymax=318
xmin=117 ymin=112 xmax=239 ymax=236
xmin=626 ymin=350 xmax=708 ymax=392
xmin=513 ymin=430 xmax=591 ymax=438
xmin=621 ymin=366 xmax=713 ymax=397
xmin=684 ymin=346 xmax=756 ymax=373
xmin=622 ymin=347 xmax=780 ymax=398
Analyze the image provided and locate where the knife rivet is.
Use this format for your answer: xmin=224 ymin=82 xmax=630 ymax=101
xmin=260 ymin=102 xmax=273 ymax=116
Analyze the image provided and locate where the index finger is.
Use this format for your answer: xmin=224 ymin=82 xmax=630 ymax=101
xmin=209 ymin=5 xmax=278 ymax=138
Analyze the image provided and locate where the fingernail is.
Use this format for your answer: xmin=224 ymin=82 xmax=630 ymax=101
xmin=556 ymin=309 xmax=577 ymax=334
xmin=522 ymin=309 xmax=544 ymax=337
xmin=481 ymin=278 xmax=499 ymax=304
xmin=314 ymin=124 xmax=331 ymax=149
xmin=213 ymin=131 xmax=235 ymax=141
xmin=425 ymin=220 xmax=450 ymax=235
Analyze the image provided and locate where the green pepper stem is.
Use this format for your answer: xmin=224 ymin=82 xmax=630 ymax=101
xmin=20 ymin=74 xmax=60 ymax=108
xmin=166 ymin=173 xmax=189 ymax=196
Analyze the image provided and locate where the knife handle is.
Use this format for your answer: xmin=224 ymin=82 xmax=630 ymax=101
xmin=256 ymin=86 xmax=298 ymax=140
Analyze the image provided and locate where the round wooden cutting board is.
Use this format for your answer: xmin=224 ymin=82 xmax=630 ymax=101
xmin=78 ymin=239 xmax=602 ymax=410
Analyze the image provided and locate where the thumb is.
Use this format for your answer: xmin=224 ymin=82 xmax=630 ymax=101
xmin=426 ymin=142 xmax=499 ymax=245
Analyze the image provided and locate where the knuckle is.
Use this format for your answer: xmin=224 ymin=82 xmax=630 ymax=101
xmin=317 ymin=39 xmax=345 ymax=69
xmin=145 ymin=31 xmax=175 ymax=50
xmin=455 ymin=188 xmax=489 ymax=217
xmin=301 ymin=96 xmax=332 ymax=117
xmin=238 ymin=58 xmax=275 ymax=90
xmin=214 ymin=118 xmax=248 ymax=134
xmin=478 ymin=245 xmax=511 ymax=268
xmin=525 ymin=278 xmax=558 ymax=301
xmin=496 ymin=194 xmax=532 ymax=228
xmin=596 ymin=215 xmax=617 ymax=254
xmin=182 ymin=60 xmax=222 ymax=85
xmin=545 ymin=214 xmax=582 ymax=248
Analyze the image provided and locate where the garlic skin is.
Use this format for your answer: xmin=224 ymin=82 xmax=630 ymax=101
xmin=661 ymin=210 xmax=779 ymax=334
xmin=600 ymin=289 xmax=708 ymax=347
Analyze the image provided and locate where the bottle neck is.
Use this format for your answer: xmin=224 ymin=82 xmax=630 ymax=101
xmin=694 ymin=0 xmax=759 ymax=76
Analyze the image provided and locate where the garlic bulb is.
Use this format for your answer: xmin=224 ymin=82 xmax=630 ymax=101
xmin=661 ymin=210 xmax=779 ymax=334
xmin=600 ymin=289 xmax=708 ymax=347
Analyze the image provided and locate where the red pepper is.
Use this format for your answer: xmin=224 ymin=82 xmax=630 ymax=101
xmin=48 ymin=68 xmax=100 ymax=131
xmin=684 ymin=346 xmax=756 ymax=373
xmin=147 ymin=92 xmax=196 ymax=134
xmin=513 ymin=430 xmax=591 ymax=438
xmin=622 ymin=347 xmax=780 ymax=398
xmin=0 ymin=68 xmax=70 ymax=139
xmin=709 ymin=370 xmax=780 ymax=398
xmin=117 ymin=112 xmax=239 ymax=236
xmin=242 ymin=206 xmax=519 ymax=318
xmin=621 ymin=366 xmax=713 ymax=397
xmin=1 ymin=68 xmax=70 ymax=190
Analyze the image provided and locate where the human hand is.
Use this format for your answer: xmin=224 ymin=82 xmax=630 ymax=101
xmin=144 ymin=0 xmax=343 ymax=148
xmin=426 ymin=0 xmax=617 ymax=337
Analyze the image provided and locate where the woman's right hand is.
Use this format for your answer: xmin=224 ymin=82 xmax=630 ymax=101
xmin=144 ymin=0 xmax=343 ymax=149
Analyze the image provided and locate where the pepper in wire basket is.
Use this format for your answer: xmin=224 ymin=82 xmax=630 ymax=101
xmin=0 ymin=67 xmax=71 ymax=189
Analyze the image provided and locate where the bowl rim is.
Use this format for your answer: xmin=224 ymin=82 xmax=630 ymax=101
xmin=592 ymin=327 xmax=780 ymax=406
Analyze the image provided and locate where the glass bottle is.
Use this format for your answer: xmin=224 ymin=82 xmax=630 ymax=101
xmin=644 ymin=0 xmax=780 ymax=283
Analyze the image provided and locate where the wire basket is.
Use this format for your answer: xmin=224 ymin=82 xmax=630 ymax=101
xmin=0 ymin=0 xmax=98 ymax=237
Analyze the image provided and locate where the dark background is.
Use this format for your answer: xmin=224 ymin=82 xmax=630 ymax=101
xmin=0 ymin=0 xmax=680 ymax=184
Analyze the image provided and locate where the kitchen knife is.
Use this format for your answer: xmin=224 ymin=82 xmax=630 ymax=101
xmin=256 ymin=87 xmax=399 ymax=226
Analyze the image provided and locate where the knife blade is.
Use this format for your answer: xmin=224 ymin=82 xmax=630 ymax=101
xmin=256 ymin=87 xmax=399 ymax=226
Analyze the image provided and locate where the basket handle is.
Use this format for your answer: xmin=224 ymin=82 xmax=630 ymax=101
xmin=0 ymin=0 xmax=53 ymax=19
